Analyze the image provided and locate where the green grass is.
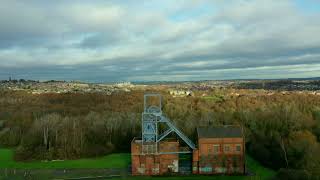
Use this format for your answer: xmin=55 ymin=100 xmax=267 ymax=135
xmin=0 ymin=148 xmax=275 ymax=179
xmin=246 ymin=156 xmax=276 ymax=179
xmin=0 ymin=149 xmax=130 ymax=169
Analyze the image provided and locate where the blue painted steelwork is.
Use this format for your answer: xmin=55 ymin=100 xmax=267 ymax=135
xmin=141 ymin=94 xmax=195 ymax=154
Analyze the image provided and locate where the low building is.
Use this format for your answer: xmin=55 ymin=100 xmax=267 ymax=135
xmin=192 ymin=126 xmax=245 ymax=174
xmin=131 ymin=138 xmax=179 ymax=176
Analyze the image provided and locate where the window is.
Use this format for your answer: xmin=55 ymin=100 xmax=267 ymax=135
xmin=224 ymin=144 xmax=230 ymax=152
xmin=213 ymin=145 xmax=220 ymax=153
xmin=236 ymin=144 xmax=241 ymax=152
xmin=142 ymin=144 xmax=156 ymax=154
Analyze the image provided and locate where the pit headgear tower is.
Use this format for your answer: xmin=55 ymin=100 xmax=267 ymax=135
xmin=142 ymin=93 xmax=195 ymax=154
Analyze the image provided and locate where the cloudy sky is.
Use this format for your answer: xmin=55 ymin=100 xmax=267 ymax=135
xmin=1 ymin=0 xmax=320 ymax=82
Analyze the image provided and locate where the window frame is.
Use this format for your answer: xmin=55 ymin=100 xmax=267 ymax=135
xmin=235 ymin=144 xmax=241 ymax=152
xmin=224 ymin=144 xmax=231 ymax=152
xmin=213 ymin=144 xmax=220 ymax=154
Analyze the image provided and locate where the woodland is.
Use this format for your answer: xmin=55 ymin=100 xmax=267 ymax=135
xmin=0 ymin=89 xmax=320 ymax=179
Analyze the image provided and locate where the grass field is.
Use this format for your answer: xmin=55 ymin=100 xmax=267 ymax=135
xmin=0 ymin=148 xmax=275 ymax=179
xmin=0 ymin=149 xmax=130 ymax=169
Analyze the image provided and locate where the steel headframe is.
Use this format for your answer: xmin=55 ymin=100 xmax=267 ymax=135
xmin=141 ymin=93 xmax=195 ymax=155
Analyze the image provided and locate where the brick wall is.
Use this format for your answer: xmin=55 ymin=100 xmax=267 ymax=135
xmin=193 ymin=137 xmax=245 ymax=174
xmin=131 ymin=139 xmax=180 ymax=176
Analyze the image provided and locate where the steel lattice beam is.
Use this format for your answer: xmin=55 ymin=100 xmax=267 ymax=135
xmin=141 ymin=94 xmax=195 ymax=155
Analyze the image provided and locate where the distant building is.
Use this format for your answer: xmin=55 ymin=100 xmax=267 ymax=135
xmin=115 ymin=82 xmax=133 ymax=88
xmin=72 ymin=83 xmax=89 ymax=88
xmin=193 ymin=126 xmax=245 ymax=174
xmin=169 ymin=89 xmax=193 ymax=97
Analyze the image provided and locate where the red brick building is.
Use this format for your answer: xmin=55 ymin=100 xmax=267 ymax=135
xmin=131 ymin=138 xmax=180 ymax=176
xmin=132 ymin=94 xmax=245 ymax=176
xmin=192 ymin=126 xmax=245 ymax=174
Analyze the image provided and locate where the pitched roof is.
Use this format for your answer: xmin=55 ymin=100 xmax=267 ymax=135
xmin=197 ymin=126 xmax=243 ymax=138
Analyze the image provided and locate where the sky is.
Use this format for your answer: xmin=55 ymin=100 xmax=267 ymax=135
xmin=0 ymin=0 xmax=320 ymax=82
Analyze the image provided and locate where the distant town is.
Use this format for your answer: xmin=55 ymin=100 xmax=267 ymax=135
xmin=1 ymin=78 xmax=320 ymax=96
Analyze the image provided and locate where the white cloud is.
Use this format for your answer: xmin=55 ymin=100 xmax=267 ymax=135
xmin=0 ymin=0 xmax=320 ymax=81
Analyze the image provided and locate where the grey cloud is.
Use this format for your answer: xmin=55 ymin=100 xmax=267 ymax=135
xmin=76 ymin=33 xmax=123 ymax=49
xmin=0 ymin=0 xmax=320 ymax=81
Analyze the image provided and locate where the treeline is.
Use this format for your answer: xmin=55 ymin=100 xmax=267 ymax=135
xmin=14 ymin=112 xmax=139 ymax=160
xmin=1 ymin=90 xmax=320 ymax=178
xmin=0 ymin=91 xmax=144 ymax=159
